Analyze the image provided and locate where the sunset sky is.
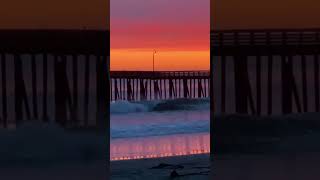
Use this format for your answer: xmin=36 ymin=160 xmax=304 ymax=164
xmin=111 ymin=0 xmax=210 ymax=71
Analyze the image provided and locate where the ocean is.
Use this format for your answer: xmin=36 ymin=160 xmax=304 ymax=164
xmin=110 ymin=98 xmax=210 ymax=161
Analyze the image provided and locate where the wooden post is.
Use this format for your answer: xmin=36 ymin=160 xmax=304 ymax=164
xmin=169 ymin=79 xmax=173 ymax=99
xmin=120 ymin=78 xmax=122 ymax=100
xmin=72 ymin=54 xmax=78 ymax=123
xmin=164 ymin=79 xmax=167 ymax=99
xmin=189 ymin=75 xmax=192 ymax=98
xmin=301 ymin=55 xmax=308 ymax=112
xmin=193 ymin=76 xmax=196 ymax=98
xmin=54 ymin=55 xmax=72 ymax=126
xmin=256 ymin=56 xmax=261 ymax=115
xmin=136 ymin=79 xmax=138 ymax=100
xmin=1 ymin=54 xmax=7 ymax=127
xmin=149 ymin=79 xmax=152 ymax=100
xmin=221 ymin=56 xmax=226 ymax=113
xmin=84 ymin=54 xmax=90 ymax=125
xmin=183 ymin=78 xmax=189 ymax=98
xmin=127 ymin=79 xmax=133 ymax=101
xmin=110 ymin=78 xmax=113 ymax=101
xmin=132 ymin=78 xmax=135 ymax=101
xmin=31 ymin=55 xmax=38 ymax=119
xmin=267 ymin=55 xmax=273 ymax=115
xmin=14 ymin=54 xmax=31 ymax=122
xmin=42 ymin=54 xmax=48 ymax=121
xmin=204 ymin=79 xmax=207 ymax=97
xmin=315 ymin=55 xmax=320 ymax=112
xmin=233 ymin=55 xmax=249 ymax=114
xmin=160 ymin=79 xmax=162 ymax=99
xmin=281 ymin=55 xmax=292 ymax=114
xmin=96 ymin=55 xmax=109 ymax=129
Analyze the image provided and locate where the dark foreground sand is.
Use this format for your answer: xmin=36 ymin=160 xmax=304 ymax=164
xmin=111 ymin=152 xmax=320 ymax=180
xmin=0 ymin=161 xmax=108 ymax=180
xmin=211 ymin=113 xmax=320 ymax=180
xmin=111 ymin=154 xmax=210 ymax=180
xmin=213 ymin=153 xmax=320 ymax=180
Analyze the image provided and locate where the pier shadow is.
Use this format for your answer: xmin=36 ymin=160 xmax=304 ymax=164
xmin=0 ymin=29 xmax=110 ymax=179
xmin=210 ymin=28 xmax=320 ymax=179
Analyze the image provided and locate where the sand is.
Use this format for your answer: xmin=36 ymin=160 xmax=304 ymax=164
xmin=111 ymin=154 xmax=210 ymax=180
xmin=110 ymin=113 xmax=320 ymax=179
xmin=212 ymin=153 xmax=320 ymax=180
xmin=0 ymin=161 xmax=109 ymax=180
xmin=211 ymin=113 xmax=320 ymax=180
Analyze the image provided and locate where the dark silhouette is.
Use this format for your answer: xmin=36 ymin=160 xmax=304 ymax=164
xmin=211 ymin=28 xmax=320 ymax=115
xmin=110 ymin=71 xmax=209 ymax=101
xmin=0 ymin=29 xmax=109 ymax=129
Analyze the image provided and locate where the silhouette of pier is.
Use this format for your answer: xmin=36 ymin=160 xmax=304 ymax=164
xmin=110 ymin=71 xmax=210 ymax=101
xmin=211 ymin=28 xmax=320 ymax=115
xmin=0 ymin=30 xmax=109 ymax=129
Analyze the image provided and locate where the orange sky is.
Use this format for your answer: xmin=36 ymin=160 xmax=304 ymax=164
xmin=212 ymin=0 xmax=320 ymax=30
xmin=0 ymin=0 xmax=109 ymax=29
xmin=111 ymin=0 xmax=210 ymax=71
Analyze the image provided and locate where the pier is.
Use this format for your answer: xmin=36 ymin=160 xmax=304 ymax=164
xmin=0 ymin=30 xmax=109 ymax=129
xmin=110 ymin=71 xmax=210 ymax=101
xmin=211 ymin=28 xmax=320 ymax=115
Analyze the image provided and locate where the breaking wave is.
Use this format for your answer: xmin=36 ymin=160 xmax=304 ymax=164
xmin=111 ymin=120 xmax=209 ymax=138
xmin=110 ymin=98 xmax=210 ymax=114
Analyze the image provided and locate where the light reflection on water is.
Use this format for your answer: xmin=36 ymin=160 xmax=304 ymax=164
xmin=110 ymin=132 xmax=210 ymax=161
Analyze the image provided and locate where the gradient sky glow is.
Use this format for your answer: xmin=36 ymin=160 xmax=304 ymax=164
xmin=111 ymin=0 xmax=210 ymax=71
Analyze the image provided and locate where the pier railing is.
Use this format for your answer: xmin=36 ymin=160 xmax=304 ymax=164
xmin=211 ymin=28 xmax=320 ymax=47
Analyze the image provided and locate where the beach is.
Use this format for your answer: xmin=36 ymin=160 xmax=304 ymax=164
xmin=110 ymin=98 xmax=210 ymax=179
xmin=0 ymin=122 xmax=109 ymax=180
xmin=211 ymin=113 xmax=320 ymax=180
xmin=110 ymin=98 xmax=210 ymax=160
xmin=0 ymin=161 xmax=108 ymax=180
xmin=111 ymin=152 xmax=320 ymax=180
xmin=212 ymin=152 xmax=320 ymax=180
xmin=111 ymin=154 xmax=210 ymax=180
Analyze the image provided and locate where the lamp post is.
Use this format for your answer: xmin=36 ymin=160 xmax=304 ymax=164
xmin=153 ymin=49 xmax=157 ymax=72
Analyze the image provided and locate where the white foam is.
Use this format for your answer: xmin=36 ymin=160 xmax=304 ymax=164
xmin=110 ymin=98 xmax=210 ymax=114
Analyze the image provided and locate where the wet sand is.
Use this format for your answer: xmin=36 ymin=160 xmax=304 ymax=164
xmin=111 ymin=132 xmax=210 ymax=161
xmin=111 ymin=154 xmax=210 ymax=180
xmin=111 ymin=152 xmax=320 ymax=180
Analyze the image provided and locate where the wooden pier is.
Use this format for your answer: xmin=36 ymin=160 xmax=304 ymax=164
xmin=110 ymin=71 xmax=210 ymax=101
xmin=0 ymin=30 xmax=109 ymax=129
xmin=211 ymin=28 xmax=320 ymax=115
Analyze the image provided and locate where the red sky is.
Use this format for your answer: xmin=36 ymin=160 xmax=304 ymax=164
xmin=111 ymin=0 xmax=210 ymax=71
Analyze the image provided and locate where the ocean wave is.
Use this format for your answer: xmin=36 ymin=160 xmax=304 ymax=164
xmin=111 ymin=120 xmax=210 ymax=138
xmin=110 ymin=98 xmax=210 ymax=114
